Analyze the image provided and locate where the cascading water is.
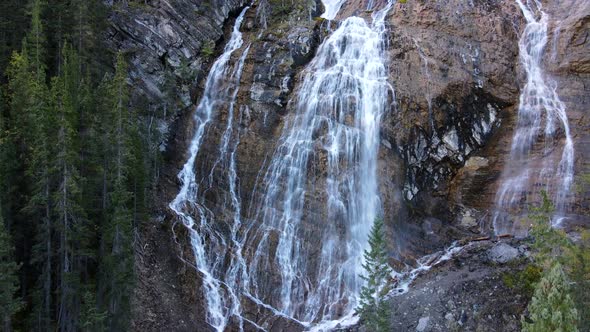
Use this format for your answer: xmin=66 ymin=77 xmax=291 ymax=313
xmin=247 ymin=1 xmax=394 ymax=325
xmin=170 ymin=1 xmax=397 ymax=330
xmin=492 ymin=0 xmax=574 ymax=235
xmin=168 ymin=7 xmax=251 ymax=331
xmin=320 ymin=0 xmax=347 ymax=20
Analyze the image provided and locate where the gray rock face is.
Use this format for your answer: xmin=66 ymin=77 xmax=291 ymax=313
xmin=106 ymin=0 xmax=246 ymax=149
xmin=381 ymin=240 xmax=529 ymax=332
xmin=487 ymin=243 xmax=520 ymax=264
xmin=109 ymin=0 xmax=245 ymax=99
xmin=416 ymin=316 xmax=430 ymax=332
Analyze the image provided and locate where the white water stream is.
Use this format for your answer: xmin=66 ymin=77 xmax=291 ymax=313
xmin=169 ymin=7 xmax=251 ymax=331
xmin=170 ymin=1 xmax=401 ymax=330
xmin=248 ymin=1 xmax=394 ymax=325
xmin=320 ymin=0 xmax=347 ymax=20
xmin=493 ymin=0 xmax=574 ymax=235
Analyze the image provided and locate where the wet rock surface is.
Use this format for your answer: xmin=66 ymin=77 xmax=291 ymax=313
xmin=386 ymin=240 xmax=529 ymax=332
xmin=119 ymin=0 xmax=326 ymax=330
xmin=384 ymin=0 xmax=521 ymax=208
xmin=391 ymin=243 xmax=529 ymax=332
xmin=487 ymin=242 xmax=520 ymax=264
xmin=341 ymin=240 xmax=530 ymax=332
xmin=384 ymin=0 xmax=590 ymax=247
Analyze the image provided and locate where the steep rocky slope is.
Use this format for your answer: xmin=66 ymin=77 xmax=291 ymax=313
xmin=103 ymin=0 xmax=590 ymax=330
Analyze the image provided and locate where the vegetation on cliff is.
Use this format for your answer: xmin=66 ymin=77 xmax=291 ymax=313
xmin=520 ymin=192 xmax=589 ymax=331
xmin=358 ymin=218 xmax=393 ymax=332
xmin=521 ymin=263 xmax=579 ymax=332
xmin=0 ymin=0 xmax=159 ymax=330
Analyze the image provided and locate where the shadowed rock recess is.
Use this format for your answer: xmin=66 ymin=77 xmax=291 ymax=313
xmin=107 ymin=0 xmax=590 ymax=331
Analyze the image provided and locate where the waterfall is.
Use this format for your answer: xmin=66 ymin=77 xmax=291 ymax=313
xmin=248 ymin=1 xmax=394 ymax=325
xmin=169 ymin=0 xmax=397 ymax=329
xmin=168 ymin=7 xmax=250 ymax=331
xmin=492 ymin=0 xmax=574 ymax=235
xmin=320 ymin=0 xmax=347 ymax=20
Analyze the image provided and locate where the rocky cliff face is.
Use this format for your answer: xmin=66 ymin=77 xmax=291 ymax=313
xmin=380 ymin=0 xmax=589 ymax=250
xmin=104 ymin=0 xmax=590 ymax=330
xmin=107 ymin=0 xmax=246 ymax=149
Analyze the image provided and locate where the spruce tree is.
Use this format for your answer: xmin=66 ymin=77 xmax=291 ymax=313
xmin=521 ymin=263 xmax=579 ymax=332
xmin=357 ymin=218 xmax=393 ymax=332
xmin=0 ymin=0 xmax=28 ymax=73
xmin=99 ymin=53 xmax=135 ymax=331
xmin=528 ymin=192 xmax=569 ymax=268
xmin=1 ymin=1 xmax=131 ymax=329
xmin=21 ymin=5 xmax=56 ymax=326
xmin=27 ymin=0 xmax=47 ymax=83
xmin=0 ymin=208 xmax=22 ymax=332
xmin=50 ymin=44 xmax=89 ymax=331
xmin=567 ymin=231 xmax=590 ymax=331
xmin=9 ymin=30 xmax=54 ymax=331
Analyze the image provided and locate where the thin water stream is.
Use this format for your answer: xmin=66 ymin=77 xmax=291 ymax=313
xmin=493 ymin=0 xmax=574 ymax=235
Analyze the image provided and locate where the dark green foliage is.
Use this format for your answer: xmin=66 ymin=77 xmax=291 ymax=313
xmin=0 ymin=1 xmax=28 ymax=77
xmin=522 ymin=191 xmax=589 ymax=332
xmin=357 ymin=218 xmax=393 ymax=332
xmin=80 ymin=289 xmax=106 ymax=331
xmin=566 ymin=231 xmax=590 ymax=331
xmin=521 ymin=263 xmax=579 ymax=332
xmin=200 ymin=40 xmax=215 ymax=58
xmin=502 ymin=264 xmax=542 ymax=297
xmin=0 ymin=1 xmax=153 ymax=330
xmin=527 ymin=192 xmax=569 ymax=268
xmin=98 ymin=53 xmax=136 ymax=331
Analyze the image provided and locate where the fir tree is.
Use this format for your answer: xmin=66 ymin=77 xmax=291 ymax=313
xmin=521 ymin=263 xmax=579 ymax=332
xmin=357 ymin=218 xmax=393 ymax=332
xmin=0 ymin=0 xmax=28 ymax=74
xmin=50 ymin=44 xmax=88 ymax=331
xmin=528 ymin=191 xmax=569 ymax=268
xmin=566 ymin=230 xmax=590 ymax=331
xmin=22 ymin=19 xmax=55 ymax=329
xmin=99 ymin=53 xmax=135 ymax=331
xmin=27 ymin=0 xmax=47 ymax=83
xmin=8 ymin=39 xmax=54 ymax=332
xmin=0 ymin=1 xmax=137 ymax=329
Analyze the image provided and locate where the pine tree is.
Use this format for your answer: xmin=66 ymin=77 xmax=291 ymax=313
xmin=0 ymin=208 xmax=22 ymax=332
xmin=8 ymin=38 xmax=54 ymax=332
xmin=99 ymin=53 xmax=135 ymax=331
xmin=20 ymin=5 xmax=56 ymax=327
xmin=567 ymin=230 xmax=590 ymax=331
xmin=50 ymin=44 xmax=89 ymax=331
xmin=357 ymin=218 xmax=393 ymax=332
xmin=27 ymin=0 xmax=47 ymax=83
xmin=528 ymin=191 xmax=569 ymax=268
xmin=521 ymin=263 xmax=579 ymax=332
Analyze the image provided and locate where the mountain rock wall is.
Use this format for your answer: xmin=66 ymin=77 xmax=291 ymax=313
xmin=104 ymin=0 xmax=590 ymax=330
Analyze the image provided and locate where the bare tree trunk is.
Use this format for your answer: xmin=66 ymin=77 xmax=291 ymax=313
xmin=3 ymin=314 xmax=12 ymax=332
xmin=44 ymin=178 xmax=51 ymax=332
